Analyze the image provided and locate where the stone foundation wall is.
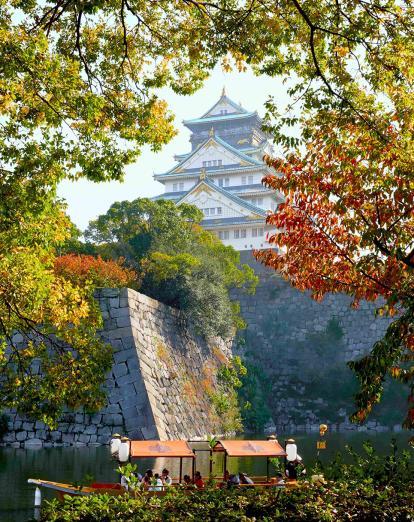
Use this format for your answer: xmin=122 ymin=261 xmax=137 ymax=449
xmin=234 ymin=252 xmax=397 ymax=433
xmin=2 ymin=288 xmax=232 ymax=447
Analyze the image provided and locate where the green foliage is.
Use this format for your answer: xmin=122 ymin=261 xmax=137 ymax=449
xmin=42 ymin=445 xmax=414 ymax=521
xmin=84 ymin=198 xmax=258 ymax=338
xmin=209 ymin=357 xmax=248 ymax=434
xmin=323 ymin=439 xmax=413 ymax=487
xmin=238 ymin=361 xmax=272 ymax=432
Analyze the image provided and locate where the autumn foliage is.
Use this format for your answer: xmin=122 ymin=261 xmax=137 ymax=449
xmin=55 ymin=255 xmax=137 ymax=289
xmin=255 ymin=119 xmax=414 ymax=428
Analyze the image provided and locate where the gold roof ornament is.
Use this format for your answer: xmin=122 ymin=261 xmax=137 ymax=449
xmin=209 ymin=126 xmax=215 ymax=137
xmin=200 ymin=168 xmax=207 ymax=180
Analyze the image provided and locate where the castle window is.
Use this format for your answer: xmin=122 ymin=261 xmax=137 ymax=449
xmin=173 ymin=183 xmax=178 ymax=191
xmin=224 ymin=178 xmax=229 ymax=186
xmin=210 ymin=208 xmax=216 ymax=216
xmin=234 ymin=230 xmax=240 ymax=239
xmin=257 ymin=197 xmax=263 ymax=206
xmin=252 ymin=228 xmax=257 ymax=237
xmin=223 ymin=230 xmax=229 ymax=239
xmin=212 ymin=160 xmax=217 ymax=166
xmin=240 ymin=229 xmax=247 ymax=238
xmin=258 ymin=228 xmax=264 ymax=236
xmin=248 ymin=175 xmax=254 ymax=184
xmin=217 ymin=207 xmax=222 ymax=215
xmin=204 ymin=208 xmax=209 ymax=216
xmin=241 ymin=176 xmax=246 ymax=185
xmin=179 ymin=182 xmax=184 ymax=191
xmin=218 ymin=159 xmax=223 ymax=167
xmin=202 ymin=161 xmax=207 ymax=167
xmin=218 ymin=178 xmax=224 ymax=187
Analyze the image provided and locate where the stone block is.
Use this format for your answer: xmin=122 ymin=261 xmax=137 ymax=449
xmin=16 ymin=431 xmax=27 ymax=442
xmin=110 ymin=340 xmax=124 ymax=353
xmin=109 ymin=297 xmax=120 ymax=308
xmin=3 ymin=433 xmax=16 ymax=443
xmin=103 ymin=413 xmax=123 ymax=426
xmin=84 ymin=425 xmax=97 ymax=435
xmin=117 ymin=373 xmax=138 ymax=386
xmin=105 ymin=404 xmax=121 ymax=414
xmin=116 ymin=316 xmax=131 ymax=328
xmin=24 ymin=438 xmax=43 ymax=447
xmin=111 ymin=307 xmax=130 ymax=318
xmin=113 ymin=362 xmax=128 ymax=378
xmin=97 ymin=434 xmax=110 ymax=444
xmin=51 ymin=431 xmax=62 ymax=441
xmin=100 ymin=289 xmax=120 ymax=298
xmin=62 ymin=433 xmax=75 ymax=444
xmin=78 ymin=434 xmax=91 ymax=443
xmin=91 ymin=414 xmax=102 ymax=424
xmin=106 ymin=327 xmax=132 ymax=340
xmin=114 ymin=350 xmax=134 ymax=364
xmin=22 ymin=422 xmax=34 ymax=431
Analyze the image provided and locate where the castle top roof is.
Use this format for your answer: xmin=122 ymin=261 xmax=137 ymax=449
xmin=183 ymin=89 xmax=258 ymax=126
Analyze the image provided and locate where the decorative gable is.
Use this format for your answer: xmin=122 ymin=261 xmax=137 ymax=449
xmin=178 ymin=179 xmax=265 ymax=220
xmin=171 ymin=136 xmax=257 ymax=174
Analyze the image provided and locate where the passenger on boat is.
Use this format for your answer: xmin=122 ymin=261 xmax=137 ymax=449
xmin=227 ymin=474 xmax=240 ymax=488
xmin=141 ymin=469 xmax=153 ymax=489
xmin=285 ymin=460 xmax=298 ymax=480
xmin=274 ymin=473 xmax=285 ymax=488
xmin=162 ymin=468 xmax=172 ymax=486
xmin=182 ymin=474 xmax=194 ymax=488
xmin=149 ymin=473 xmax=164 ymax=491
xmin=120 ymin=474 xmax=129 ymax=490
xmin=194 ymin=471 xmax=205 ymax=489
xmin=239 ymin=472 xmax=254 ymax=485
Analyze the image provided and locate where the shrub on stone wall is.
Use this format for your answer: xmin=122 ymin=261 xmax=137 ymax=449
xmin=82 ymin=198 xmax=258 ymax=339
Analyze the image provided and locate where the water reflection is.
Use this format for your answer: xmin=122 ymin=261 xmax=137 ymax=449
xmin=0 ymin=432 xmax=412 ymax=522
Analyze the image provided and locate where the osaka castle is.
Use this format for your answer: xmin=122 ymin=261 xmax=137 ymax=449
xmin=153 ymin=89 xmax=282 ymax=251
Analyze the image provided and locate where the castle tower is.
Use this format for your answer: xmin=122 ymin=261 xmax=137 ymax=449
xmin=153 ymin=91 xmax=282 ymax=250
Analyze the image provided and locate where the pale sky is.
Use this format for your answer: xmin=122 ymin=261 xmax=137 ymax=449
xmin=58 ymin=65 xmax=290 ymax=231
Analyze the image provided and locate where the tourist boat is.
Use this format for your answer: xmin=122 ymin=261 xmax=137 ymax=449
xmin=27 ymin=437 xmax=295 ymax=518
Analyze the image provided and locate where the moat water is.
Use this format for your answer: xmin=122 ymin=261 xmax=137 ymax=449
xmin=0 ymin=431 xmax=412 ymax=522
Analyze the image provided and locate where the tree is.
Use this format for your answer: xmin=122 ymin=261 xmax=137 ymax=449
xmin=0 ymin=1 xmax=243 ymax=420
xmin=2 ymin=0 xmax=413 ymax=423
xmin=84 ymin=198 xmax=258 ymax=338
xmin=55 ymin=254 xmax=138 ymax=288
xmin=255 ymin=119 xmax=414 ymax=428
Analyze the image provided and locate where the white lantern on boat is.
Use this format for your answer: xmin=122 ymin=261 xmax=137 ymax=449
xmin=110 ymin=433 xmax=122 ymax=458
xmin=118 ymin=437 xmax=130 ymax=463
xmin=285 ymin=438 xmax=297 ymax=461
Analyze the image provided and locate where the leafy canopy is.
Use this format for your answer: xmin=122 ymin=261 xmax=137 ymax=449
xmin=252 ymin=2 xmax=414 ymax=428
xmin=84 ymin=198 xmax=258 ymax=338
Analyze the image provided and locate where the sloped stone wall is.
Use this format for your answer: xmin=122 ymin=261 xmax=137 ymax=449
xmin=2 ymin=288 xmax=232 ymax=447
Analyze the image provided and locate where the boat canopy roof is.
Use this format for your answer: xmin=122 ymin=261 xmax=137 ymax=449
xmin=130 ymin=440 xmax=195 ymax=458
xmin=213 ymin=440 xmax=286 ymax=457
